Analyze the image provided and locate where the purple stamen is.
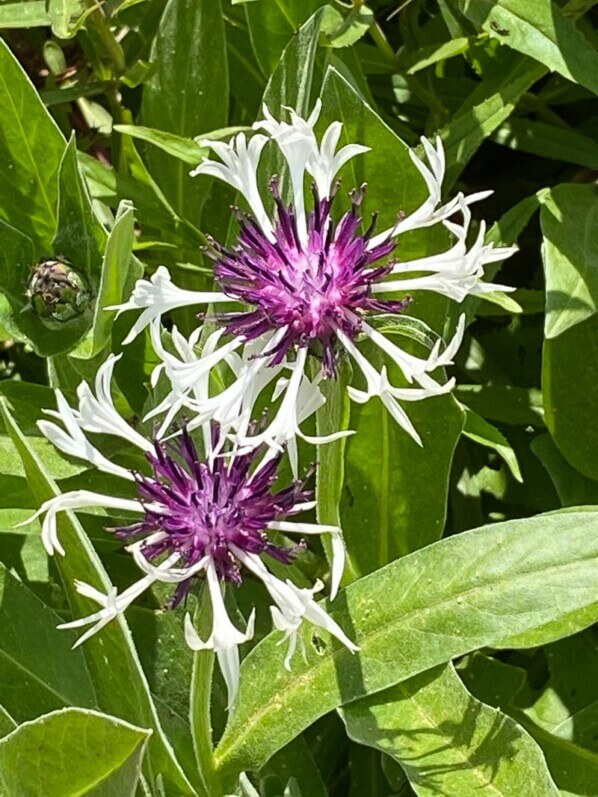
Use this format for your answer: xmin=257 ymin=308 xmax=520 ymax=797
xmin=112 ymin=427 xmax=312 ymax=604
xmin=212 ymin=184 xmax=410 ymax=376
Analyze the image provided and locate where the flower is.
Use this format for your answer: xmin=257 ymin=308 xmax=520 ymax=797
xmin=112 ymin=103 xmax=516 ymax=450
xmin=21 ymin=356 xmax=356 ymax=707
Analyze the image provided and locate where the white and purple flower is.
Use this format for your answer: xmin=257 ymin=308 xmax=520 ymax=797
xmin=21 ymin=356 xmax=356 ymax=707
xmin=113 ymin=102 xmax=516 ymax=450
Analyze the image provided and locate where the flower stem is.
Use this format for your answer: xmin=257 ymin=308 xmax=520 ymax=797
xmin=190 ymin=585 xmax=222 ymax=797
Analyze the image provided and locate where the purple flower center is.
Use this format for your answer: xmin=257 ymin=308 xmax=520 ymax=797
xmin=208 ymin=183 xmax=411 ymax=376
xmin=114 ymin=428 xmax=310 ymax=605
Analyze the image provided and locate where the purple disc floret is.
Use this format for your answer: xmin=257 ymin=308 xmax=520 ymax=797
xmin=208 ymin=181 xmax=411 ymax=376
xmin=114 ymin=427 xmax=311 ymax=605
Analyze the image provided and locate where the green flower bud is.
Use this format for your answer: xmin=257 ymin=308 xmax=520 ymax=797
xmin=27 ymin=259 xmax=91 ymax=323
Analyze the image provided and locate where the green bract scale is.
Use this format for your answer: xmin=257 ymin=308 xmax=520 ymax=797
xmin=26 ymin=259 xmax=91 ymax=323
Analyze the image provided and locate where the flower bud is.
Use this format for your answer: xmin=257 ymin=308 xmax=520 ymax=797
xmin=27 ymin=259 xmax=91 ymax=323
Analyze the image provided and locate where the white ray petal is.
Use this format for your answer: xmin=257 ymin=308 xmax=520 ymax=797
xmin=183 ymin=562 xmax=255 ymax=708
xmin=17 ymin=491 xmax=147 ymax=556
xmin=109 ymin=266 xmax=230 ymax=344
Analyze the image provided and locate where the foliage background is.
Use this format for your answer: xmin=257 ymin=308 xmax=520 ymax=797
xmin=0 ymin=0 xmax=597 ymax=795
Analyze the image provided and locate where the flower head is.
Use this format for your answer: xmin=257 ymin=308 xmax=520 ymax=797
xmin=113 ymin=104 xmax=516 ymax=451
xmin=22 ymin=356 xmax=355 ymax=706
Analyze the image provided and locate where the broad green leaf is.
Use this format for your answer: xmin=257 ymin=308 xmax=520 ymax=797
xmin=457 ymin=652 xmax=526 ymax=710
xmin=342 ymin=385 xmax=463 ymax=572
xmin=462 ymin=406 xmax=523 ymax=482
xmin=0 ymin=400 xmax=194 ymax=794
xmin=78 ymin=149 xmax=202 ymax=250
xmin=519 ymin=720 xmax=598 ymax=797
xmin=458 ymin=0 xmax=598 ymax=96
xmin=0 ymin=561 xmax=95 ymax=722
xmin=524 ymin=631 xmax=598 ymax=752
xmin=541 ymin=184 xmax=598 ymax=339
xmin=348 ymin=744 xmax=394 ymax=797
xmin=0 ymin=38 xmax=65 ymax=249
xmin=542 ymin=186 xmax=598 ymax=479
xmin=0 ymin=136 xmax=108 ymax=357
xmin=260 ymin=736 xmax=327 ymax=797
xmin=0 ymin=708 xmax=150 ymax=796
xmin=495 ymin=119 xmax=598 ymax=170
xmin=0 ymin=221 xmax=38 ymax=343
xmin=245 ymin=0 xmax=323 ymax=76
xmin=53 ymin=135 xmax=107 ymax=281
xmin=532 ymin=434 xmax=598 ymax=506
xmin=260 ymin=8 xmax=327 ymax=191
xmin=128 ymin=605 xmax=201 ymax=793
xmin=315 ymin=362 xmax=358 ymax=584
xmin=0 ymin=1 xmax=51 ymax=27
xmin=341 ymin=663 xmax=559 ymax=796
xmin=141 ymin=0 xmax=228 ymax=220
xmin=71 ymin=200 xmax=142 ymax=359
xmin=485 ymin=193 xmax=542 ymax=249
xmin=461 ymin=651 xmax=598 ymax=796
xmin=317 ymin=68 xmax=463 ymax=569
xmin=455 ymin=385 xmax=545 ymax=427
xmin=439 ymin=50 xmax=545 ymax=187
xmin=215 ymin=510 xmax=598 ymax=782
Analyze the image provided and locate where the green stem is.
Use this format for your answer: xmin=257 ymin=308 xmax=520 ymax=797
xmin=189 ymin=585 xmax=222 ymax=797
xmin=84 ymin=0 xmax=125 ymax=76
xmin=369 ymin=20 xmax=398 ymax=66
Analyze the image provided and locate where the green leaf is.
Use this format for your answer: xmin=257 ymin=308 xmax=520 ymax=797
xmin=494 ymin=119 xmax=598 ymax=170
xmin=48 ymin=0 xmax=85 ymax=38
xmin=457 ymin=652 xmax=526 ymax=710
xmin=315 ymin=361 xmax=358 ymax=585
xmin=541 ymin=186 xmax=598 ymax=480
xmin=0 ymin=400 xmax=195 ymax=794
xmin=115 ymin=124 xmax=250 ymax=166
xmin=405 ymin=36 xmax=473 ymax=74
xmin=455 ymin=385 xmax=545 ymax=427
xmin=541 ymin=184 xmax=598 ymax=340
xmin=0 ymin=136 xmax=108 ymax=358
xmin=260 ymin=736 xmax=327 ymax=797
xmin=71 ymin=200 xmax=141 ymax=359
xmin=53 ymin=135 xmax=107 ymax=281
xmin=439 ymin=50 xmax=545 ymax=187
xmin=78 ymin=149 xmax=202 ymax=250
xmin=0 ymin=561 xmax=95 ymax=722
xmin=320 ymin=5 xmax=374 ymax=49
xmin=0 ymin=38 xmax=65 ymax=249
xmin=117 ymin=125 xmax=210 ymax=165
xmin=215 ymin=509 xmax=598 ymax=782
xmin=262 ymin=8 xmax=326 ymax=169
xmin=315 ymin=69 xmax=464 ymax=569
xmin=141 ymin=0 xmax=228 ymax=219
xmin=0 ymin=708 xmax=150 ymax=796
xmin=461 ymin=651 xmax=598 ymax=796
xmin=245 ymin=0 xmax=324 ymax=76
xmin=458 ymin=0 xmax=598 ymax=96
xmin=519 ymin=719 xmax=598 ymax=797
xmin=524 ymin=631 xmax=598 ymax=752
xmin=532 ymin=434 xmax=598 ymax=506
xmin=0 ymin=2 xmax=51 ymax=28
xmin=462 ymin=406 xmax=523 ymax=482
xmin=341 ymin=663 xmax=559 ymax=796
